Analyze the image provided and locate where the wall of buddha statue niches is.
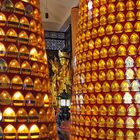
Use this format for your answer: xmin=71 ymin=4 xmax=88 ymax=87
xmin=71 ymin=0 xmax=140 ymax=140
xmin=0 ymin=0 xmax=58 ymax=139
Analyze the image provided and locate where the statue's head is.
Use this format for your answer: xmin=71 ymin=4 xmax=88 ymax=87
xmin=58 ymin=51 xmax=70 ymax=65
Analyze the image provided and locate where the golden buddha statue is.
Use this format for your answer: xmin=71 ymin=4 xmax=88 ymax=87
xmin=50 ymin=51 xmax=71 ymax=102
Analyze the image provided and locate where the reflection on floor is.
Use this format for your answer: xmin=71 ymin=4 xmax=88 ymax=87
xmin=57 ymin=121 xmax=70 ymax=140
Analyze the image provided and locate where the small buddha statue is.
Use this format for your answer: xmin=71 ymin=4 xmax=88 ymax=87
xmin=98 ymin=129 xmax=105 ymax=139
xmin=98 ymin=59 xmax=106 ymax=70
xmin=91 ymin=28 xmax=97 ymax=38
xmin=93 ymin=49 xmax=99 ymax=59
xmin=92 ymin=71 xmax=98 ymax=81
xmin=95 ymin=82 xmax=102 ymax=92
xmin=86 ymin=105 xmax=91 ymax=115
xmin=97 ymin=93 xmax=104 ymax=104
xmin=99 ymin=105 xmax=107 ymax=116
xmin=107 ymin=70 xmax=115 ymax=80
xmin=117 ymin=105 xmax=126 ymax=116
xmin=116 ymin=129 xmax=124 ymax=140
xmin=106 ymin=117 xmax=114 ymax=127
xmin=136 ymin=11 xmax=140 ymax=20
xmin=102 ymin=36 xmax=110 ymax=47
xmin=108 ymin=46 xmax=116 ymax=57
xmin=98 ymin=26 xmax=105 ymax=36
xmin=118 ymin=12 xmax=125 ymax=22
xmin=86 ymin=72 xmax=91 ymax=82
xmin=95 ymin=38 xmax=102 ymax=48
xmin=87 ymin=83 xmax=94 ymax=93
xmin=108 ymin=14 xmax=115 ymax=24
xmin=111 ymin=81 xmax=120 ymax=91
xmin=134 ymin=21 xmax=140 ymax=32
xmin=107 ymin=58 xmax=114 ymax=68
xmin=102 ymin=82 xmax=110 ymax=92
xmin=90 ymin=94 xmax=96 ymax=104
xmin=125 ymin=22 xmax=133 ymax=33
xmin=116 ymin=117 xmax=125 ymax=128
xmin=120 ymin=34 xmax=129 ymax=45
xmin=123 ymin=92 xmax=132 ymax=104
xmin=136 ymin=131 xmax=140 ymax=140
xmin=131 ymin=80 xmax=140 ymax=91
xmin=136 ymin=56 xmax=140 ymax=67
xmin=91 ymin=128 xmax=97 ymax=138
xmin=92 ymin=105 xmax=98 ymax=115
xmin=105 ymin=94 xmax=113 ymax=104
xmin=107 ymin=129 xmax=114 ymax=140
xmin=116 ymin=2 xmax=125 ymax=11
xmin=93 ymin=18 xmax=99 ymax=27
xmin=126 ymin=69 xmax=134 ymax=79
xmin=84 ymin=94 xmax=89 ymax=104
xmin=100 ymin=5 xmax=107 ymax=16
xmin=108 ymin=105 xmax=116 ymax=116
xmin=91 ymin=116 xmax=97 ymax=126
xmin=134 ymin=92 xmax=140 ymax=103
xmin=126 ymin=11 xmax=135 ymax=21
xmin=136 ymin=118 xmax=140 ymax=128
xmin=99 ymin=71 xmax=106 ymax=81
xmin=100 ymin=47 xmax=108 ymax=58
xmin=106 ymin=25 xmax=114 ymax=35
xmin=111 ymin=35 xmax=119 ymax=45
xmin=126 ymin=0 xmax=135 ymax=10
xmin=92 ymin=60 xmax=98 ymax=70
xmin=85 ymin=127 xmax=90 ymax=138
xmin=130 ymin=33 xmax=140 ymax=44
xmin=88 ymin=39 xmax=94 ymax=49
xmin=128 ymin=104 xmax=136 ymax=116
xmin=125 ymin=56 xmax=134 ymax=68
xmin=85 ymin=62 xmax=91 ymax=71
xmin=108 ymin=3 xmax=115 ymax=13
xmin=86 ymin=51 xmax=92 ymax=60
xmin=85 ymin=116 xmax=90 ymax=126
xmin=126 ymin=130 xmax=135 ymax=140
xmin=126 ymin=118 xmax=135 ymax=129
xmin=121 ymin=80 xmax=130 ymax=91
xmin=98 ymin=117 xmax=105 ymax=127
xmin=115 ymin=23 xmax=123 ymax=33
xmin=93 ymin=8 xmax=99 ymax=18
xmin=100 ymin=15 xmax=107 ymax=25
xmin=114 ymin=93 xmax=122 ymax=104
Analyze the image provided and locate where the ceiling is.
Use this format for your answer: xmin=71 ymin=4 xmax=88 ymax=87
xmin=40 ymin=0 xmax=79 ymax=32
